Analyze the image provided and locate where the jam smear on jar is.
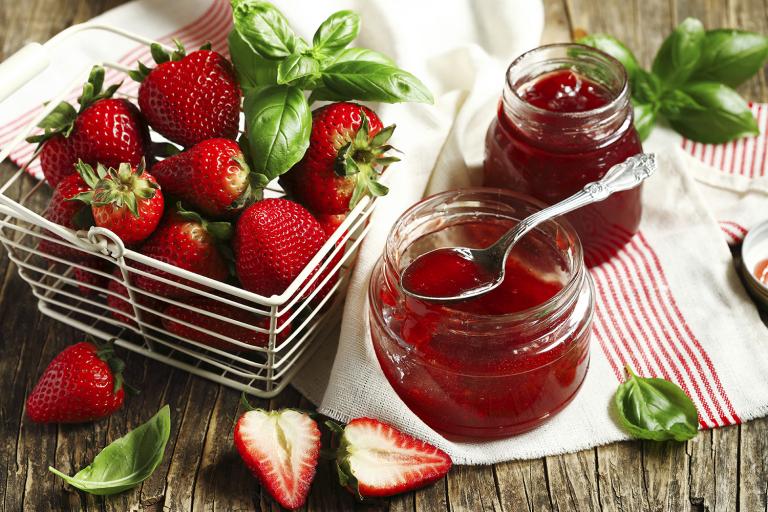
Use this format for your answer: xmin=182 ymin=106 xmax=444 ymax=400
xmin=755 ymin=259 xmax=768 ymax=286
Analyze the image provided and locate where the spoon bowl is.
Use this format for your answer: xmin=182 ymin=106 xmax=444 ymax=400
xmin=400 ymin=153 xmax=657 ymax=302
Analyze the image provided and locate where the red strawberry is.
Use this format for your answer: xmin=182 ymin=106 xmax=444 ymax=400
xmin=135 ymin=204 xmax=231 ymax=297
xmin=315 ymin=212 xmax=347 ymax=237
xmin=331 ymin=418 xmax=452 ymax=498
xmin=26 ymin=341 xmax=126 ymax=423
xmin=280 ymin=102 xmax=397 ymax=215
xmin=72 ymin=161 xmax=164 ymax=245
xmin=133 ymin=42 xmax=241 ymax=147
xmin=28 ymin=66 xmax=149 ymax=187
xmin=234 ymin=198 xmax=332 ymax=298
xmin=73 ymin=258 xmax=112 ymax=296
xmin=38 ymin=173 xmax=94 ymax=260
xmin=234 ymin=408 xmax=321 ymax=510
xmin=107 ymin=270 xmax=162 ymax=326
xmin=151 ymin=138 xmax=260 ymax=217
xmin=162 ymin=298 xmax=291 ymax=352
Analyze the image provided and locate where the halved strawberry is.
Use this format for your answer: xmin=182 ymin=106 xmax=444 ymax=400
xmin=234 ymin=407 xmax=321 ymax=510
xmin=330 ymin=417 xmax=452 ymax=498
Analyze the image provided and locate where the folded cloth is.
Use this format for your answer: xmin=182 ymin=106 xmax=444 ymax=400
xmin=1 ymin=0 xmax=767 ymax=465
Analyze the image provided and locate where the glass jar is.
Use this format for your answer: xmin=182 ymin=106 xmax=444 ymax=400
xmin=484 ymin=44 xmax=643 ymax=265
xmin=368 ymin=188 xmax=595 ymax=439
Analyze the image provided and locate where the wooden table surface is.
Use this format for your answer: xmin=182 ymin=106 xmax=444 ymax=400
xmin=1 ymin=0 xmax=767 ymax=511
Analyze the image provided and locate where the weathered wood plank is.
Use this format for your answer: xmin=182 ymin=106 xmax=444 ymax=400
xmin=740 ymin=419 xmax=768 ymax=512
xmin=595 ymin=443 xmax=649 ymax=512
xmin=687 ymin=427 xmax=739 ymax=512
xmin=493 ymin=459 xmax=552 ymax=512
xmin=545 ymin=452 xmax=600 ymax=512
xmin=446 ymin=465 xmax=502 ymax=512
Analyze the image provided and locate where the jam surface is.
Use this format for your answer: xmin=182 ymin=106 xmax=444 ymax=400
xmin=484 ymin=69 xmax=643 ymax=265
xmin=755 ymin=259 xmax=768 ymax=286
xmin=371 ymin=221 xmax=591 ymax=439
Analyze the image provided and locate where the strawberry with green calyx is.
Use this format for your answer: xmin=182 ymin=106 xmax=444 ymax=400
xmin=135 ymin=203 xmax=232 ymax=297
xmin=151 ymin=138 xmax=266 ymax=218
xmin=26 ymin=340 xmax=131 ymax=423
xmin=327 ymin=417 xmax=452 ymax=499
xmin=70 ymin=160 xmax=164 ymax=245
xmin=280 ymin=103 xmax=397 ymax=215
xmin=234 ymin=401 xmax=321 ymax=510
xmin=27 ymin=65 xmax=149 ymax=187
xmin=131 ymin=40 xmax=241 ymax=147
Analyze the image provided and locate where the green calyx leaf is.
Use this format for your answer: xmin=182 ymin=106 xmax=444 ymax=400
xmin=243 ymin=85 xmax=311 ymax=180
xmin=83 ymin=161 xmax=158 ymax=218
xmin=49 ymin=405 xmax=171 ymax=495
xmin=666 ymin=81 xmax=759 ymax=143
xmin=130 ymin=40 xmax=186 ymax=83
xmin=94 ymin=339 xmax=128 ymax=395
xmin=26 ymin=65 xmax=120 ymax=144
xmin=231 ymin=0 xmax=299 ymax=59
xmin=692 ymin=29 xmax=768 ymax=87
xmin=652 ymin=17 xmax=705 ymax=88
xmin=576 ymin=34 xmax=641 ymax=80
xmin=175 ymin=202 xmax=233 ymax=241
xmin=614 ymin=367 xmax=699 ymax=442
xmin=320 ymin=60 xmax=434 ymax=104
xmin=312 ymin=10 xmax=360 ymax=54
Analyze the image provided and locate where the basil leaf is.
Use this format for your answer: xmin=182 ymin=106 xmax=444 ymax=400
xmin=277 ymin=53 xmax=320 ymax=85
xmin=313 ymin=10 xmax=360 ymax=53
xmin=614 ymin=368 xmax=698 ymax=442
xmin=631 ymin=69 xmax=663 ymax=105
xmin=243 ymin=85 xmax=311 ymax=179
xmin=49 ymin=405 xmax=171 ymax=495
xmin=666 ymin=81 xmax=759 ymax=143
xmin=576 ymin=34 xmax=641 ymax=80
xmin=692 ymin=29 xmax=768 ymax=87
xmin=652 ymin=17 xmax=705 ymax=88
xmin=231 ymin=0 xmax=298 ymax=59
xmin=228 ymin=30 xmax=278 ymax=93
xmin=321 ymin=61 xmax=433 ymax=104
xmin=632 ymin=102 xmax=657 ymax=141
xmin=325 ymin=47 xmax=394 ymax=67
xmin=659 ymin=88 xmax=705 ymax=118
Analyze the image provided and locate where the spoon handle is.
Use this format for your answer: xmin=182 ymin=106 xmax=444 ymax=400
xmin=493 ymin=153 xmax=657 ymax=254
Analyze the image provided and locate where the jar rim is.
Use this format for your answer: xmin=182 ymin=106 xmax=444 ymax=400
xmin=384 ymin=187 xmax=586 ymax=322
xmin=504 ymin=42 xmax=630 ymax=121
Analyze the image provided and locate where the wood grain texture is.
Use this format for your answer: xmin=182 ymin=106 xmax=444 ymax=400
xmin=0 ymin=0 xmax=766 ymax=510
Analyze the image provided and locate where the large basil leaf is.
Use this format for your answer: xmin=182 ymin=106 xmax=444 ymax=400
xmin=232 ymin=0 xmax=298 ymax=59
xmin=576 ymin=34 xmax=641 ymax=80
xmin=666 ymin=81 xmax=759 ymax=143
xmin=243 ymin=85 xmax=311 ymax=179
xmin=326 ymin=47 xmax=394 ymax=66
xmin=49 ymin=405 xmax=171 ymax=495
xmin=632 ymin=102 xmax=657 ymax=141
xmin=228 ymin=30 xmax=278 ymax=93
xmin=614 ymin=369 xmax=698 ymax=442
xmin=313 ymin=10 xmax=360 ymax=53
xmin=277 ymin=53 xmax=320 ymax=85
xmin=692 ymin=29 xmax=768 ymax=87
xmin=652 ymin=17 xmax=705 ymax=88
xmin=321 ymin=61 xmax=433 ymax=104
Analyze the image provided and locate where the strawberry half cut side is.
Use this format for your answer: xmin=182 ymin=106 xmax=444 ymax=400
xmin=329 ymin=417 xmax=452 ymax=499
xmin=234 ymin=407 xmax=321 ymax=510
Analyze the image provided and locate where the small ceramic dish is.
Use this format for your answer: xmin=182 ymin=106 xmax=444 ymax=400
xmin=741 ymin=219 xmax=768 ymax=308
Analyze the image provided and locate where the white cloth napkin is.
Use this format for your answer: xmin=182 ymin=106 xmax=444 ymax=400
xmin=1 ymin=0 xmax=767 ymax=465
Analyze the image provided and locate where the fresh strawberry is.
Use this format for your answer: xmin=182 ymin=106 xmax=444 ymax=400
xmin=331 ymin=417 xmax=452 ymax=498
xmin=234 ymin=198 xmax=332 ymax=298
xmin=71 ymin=160 xmax=164 ymax=245
xmin=234 ymin=407 xmax=321 ymax=510
xmin=151 ymin=138 xmax=261 ymax=217
xmin=314 ymin=212 xmax=347 ymax=237
xmin=280 ymin=102 xmax=397 ymax=215
xmin=38 ymin=173 xmax=94 ymax=260
xmin=135 ymin=204 xmax=231 ymax=297
xmin=73 ymin=258 xmax=112 ymax=296
xmin=107 ymin=270 xmax=163 ymax=326
xmin=26 ymin=341 xmax=126 ymax=423
xmin=162 ymin=298 xmax=291 ymax=351
xmin=132 ymin=41 xmax=241 ymax=147
xmin=28 ymin=66 xmax=149 ymax=188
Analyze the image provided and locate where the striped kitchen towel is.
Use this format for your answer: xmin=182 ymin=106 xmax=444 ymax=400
xmin=0 ymin=0 xmax=766 ymax=463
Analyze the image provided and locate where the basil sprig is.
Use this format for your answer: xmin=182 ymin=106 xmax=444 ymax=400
xmin=614 ymin=368 xmax=699 ymax=442
xmin=229 ymin=0 xmax=433 ymax=180
xmin=49 ymin=405 xmax=171 ymax=495
xmin=577 ymin=18 xmax=767 ymax=143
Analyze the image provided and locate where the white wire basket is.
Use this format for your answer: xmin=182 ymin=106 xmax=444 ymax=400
xmin=0 ymin=23 xmax=378 ymax=397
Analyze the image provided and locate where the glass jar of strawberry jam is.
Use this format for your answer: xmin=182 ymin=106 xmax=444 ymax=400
xmin=484 ymin=44 xmax=643 ymax=265
xmin=368 ymin=189 xmax=594 ymax=439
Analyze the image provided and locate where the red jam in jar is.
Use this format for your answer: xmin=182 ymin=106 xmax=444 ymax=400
xmin=368 ymin=189 xmax=595 ymax=439
xmin=484 ymin=44 xmax=643 ymax=265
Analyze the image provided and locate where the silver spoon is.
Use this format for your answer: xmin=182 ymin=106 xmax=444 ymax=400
xmin=400 ymin=153 xmax=657 ymax=302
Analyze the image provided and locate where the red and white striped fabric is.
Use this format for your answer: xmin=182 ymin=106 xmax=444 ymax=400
xmin=1 ymin=0 xmax=767 ymax=463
